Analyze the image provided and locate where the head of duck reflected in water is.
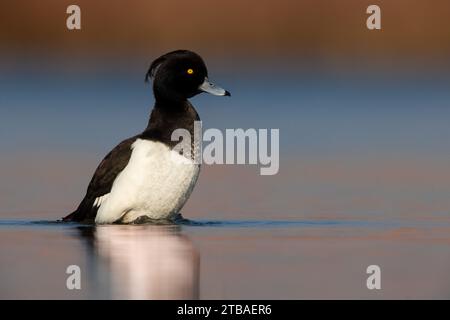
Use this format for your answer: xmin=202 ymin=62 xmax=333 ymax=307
xmin=77 ymin=224 xmax=199 ymax=299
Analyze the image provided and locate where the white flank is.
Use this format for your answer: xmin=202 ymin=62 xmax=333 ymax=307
xmin=93 ymin=194 xmax=109 ymax=208
xmin=95 ymin=139 xmax=200 ymax=224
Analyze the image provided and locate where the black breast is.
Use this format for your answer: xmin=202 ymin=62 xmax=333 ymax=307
xmin=141 ymin=100 xmax=200 ymax=151
xmin=63 ymin=101 xmax=200 ymax=222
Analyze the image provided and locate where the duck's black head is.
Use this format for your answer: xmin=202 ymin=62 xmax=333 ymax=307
xmin=146 ymin=50 xmax=230 ymax=103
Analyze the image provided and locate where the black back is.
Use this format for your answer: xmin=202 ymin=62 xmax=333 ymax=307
xmin=63 ymin=50 xmax=205 ymax=222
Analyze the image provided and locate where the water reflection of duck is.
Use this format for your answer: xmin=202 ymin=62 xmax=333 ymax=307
xmin=77 ymin=224 xmax=199 ymax=299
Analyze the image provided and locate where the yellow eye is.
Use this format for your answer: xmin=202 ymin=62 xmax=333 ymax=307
xmin=187 ymin=68 xmax=194 ymax=75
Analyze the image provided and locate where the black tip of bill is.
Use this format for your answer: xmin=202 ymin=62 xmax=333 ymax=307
xmin=224 ymin=90 xmax=231 ymax=97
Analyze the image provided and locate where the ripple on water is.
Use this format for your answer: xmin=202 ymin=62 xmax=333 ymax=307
xmin=0 ymin=217 xmax=412 ymax=230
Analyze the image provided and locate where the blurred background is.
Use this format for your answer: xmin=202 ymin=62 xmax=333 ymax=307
xmin=1 ymin=0 xmax=449 ymax=221
xmin=1 ymin=0 xmax=450 ymax=300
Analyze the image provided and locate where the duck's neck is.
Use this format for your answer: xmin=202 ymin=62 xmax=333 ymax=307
xmin=141 ymin=99 xmax=200 ymax=148
xmin=154 ymin=97 xmax=188 ymax=111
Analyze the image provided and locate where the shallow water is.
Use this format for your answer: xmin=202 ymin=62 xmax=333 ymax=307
xmin=1 ymin=66 xmax=450 ymax=299
xmin=1 ymin=217 xmax=449 ymax=299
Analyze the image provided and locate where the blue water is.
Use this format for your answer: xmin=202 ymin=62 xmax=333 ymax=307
xmin=1 ymin=216 xmax=449 ymax=299
xmin=1 ymin=62 xmax=450 ymax=299
xmin=1 ymin=217 xmax=448 ymax=229
xmin=1 ymin=66 xmax=450 ymax=159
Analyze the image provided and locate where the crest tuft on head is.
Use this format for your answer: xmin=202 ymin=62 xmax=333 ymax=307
xmin=145 ymin=50 xmax=192 ymax=83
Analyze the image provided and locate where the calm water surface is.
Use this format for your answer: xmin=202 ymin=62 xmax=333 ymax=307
xmin=1 ymin=217 xmax=449 ymax=299
xmin=1 ymin=67 xmax=450 ymax=299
